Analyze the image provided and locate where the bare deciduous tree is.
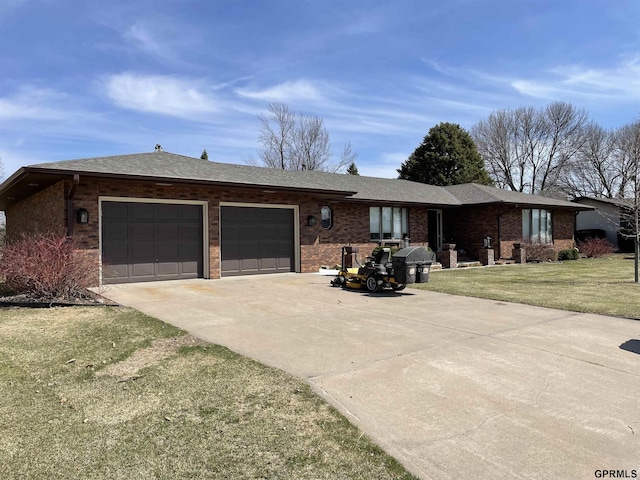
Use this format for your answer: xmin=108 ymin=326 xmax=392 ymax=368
xmin=472 ymin=101 xmax=589 ymax=196
xmin=249 ymin=102 xmax=354 ymax=172
xmin=561 ymin=123 xmax=618 ymax=198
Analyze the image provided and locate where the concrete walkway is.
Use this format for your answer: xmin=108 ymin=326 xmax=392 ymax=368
xmin=99 ymin=273 xmax=640 ymax=480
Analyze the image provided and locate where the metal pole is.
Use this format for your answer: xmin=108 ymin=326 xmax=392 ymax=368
xmin=635 ymin=208 xmax=639 ymax=284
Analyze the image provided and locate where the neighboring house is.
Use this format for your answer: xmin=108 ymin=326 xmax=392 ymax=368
xmin=573 ymin=197 xmax=634 ymax=250
xmin=0 ymin=151 xmax=590 ymax=285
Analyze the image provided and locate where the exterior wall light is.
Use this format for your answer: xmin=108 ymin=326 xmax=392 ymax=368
xmin=483 ymin=236 xmax=492 ymax=248
xmin=77 ymin=208 xmax=89 ymax=224
xmin=307 ymin=215 xmax=317 ymax=227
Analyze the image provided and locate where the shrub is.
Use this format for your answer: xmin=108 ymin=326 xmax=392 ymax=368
xmin=0 ymin=233 xmax=95 ymax=299
xmin=577 ymin=237 xmax=615 ymax=258
xmin=558 ymin=248 xmax=579 ymax=261
xmin=523 ymin=243 xmax=557 ymax=262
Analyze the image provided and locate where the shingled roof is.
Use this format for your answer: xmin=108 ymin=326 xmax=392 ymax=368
xmin=444 ymin=183 xmax=582 ymax=209
xmin=19 ymin=151 xmax=461 ymax=206
xmin=0 ymin=151 xmax=591 ymax=210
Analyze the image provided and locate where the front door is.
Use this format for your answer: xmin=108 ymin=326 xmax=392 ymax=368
xmin=428 ymin=209 xmax=443 ymax=251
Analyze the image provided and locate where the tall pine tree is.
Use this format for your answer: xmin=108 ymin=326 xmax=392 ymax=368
xmin=398 ymin=122 xmax=492 ymax=186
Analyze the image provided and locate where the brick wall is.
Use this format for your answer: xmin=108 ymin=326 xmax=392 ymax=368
xmin=6 ymin=177 xmax=427 ymax=282
xmin=445 ymin=205 xmax=576 ymax=259
xmin=5 ymin=181 xmax=66 ymax=239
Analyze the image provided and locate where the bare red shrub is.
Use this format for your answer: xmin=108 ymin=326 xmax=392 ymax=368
xmin=577 ymin=237 xmax=615 ymax=258
xmin=0 ymin=233 xmax=95 ymax=299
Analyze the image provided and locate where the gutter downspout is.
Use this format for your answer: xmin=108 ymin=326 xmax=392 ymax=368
xmin=66 ymin=174 xmax=79 ymax=237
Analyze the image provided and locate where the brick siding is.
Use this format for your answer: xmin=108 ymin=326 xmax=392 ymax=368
xmin=445 ymin=205 xmax=575 ymax=259
xmin=5 ymin=181 xmax=66 ymax=238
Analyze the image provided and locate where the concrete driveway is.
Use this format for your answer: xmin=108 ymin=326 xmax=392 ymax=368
xmin=100 ymin=273 xmax=640 ymax=480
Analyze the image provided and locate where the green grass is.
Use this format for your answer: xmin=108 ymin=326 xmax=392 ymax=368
xmin=414 ymin=253 xmax=640 ymax=320
xmin=0 ymin=306 xmax=416 ymax=480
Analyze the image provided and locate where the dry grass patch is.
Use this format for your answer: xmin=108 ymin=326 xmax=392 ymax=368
xmin=0 ymin=306 xmax=416 ymax=480
xmin=414 ymin=254 xmax=640 ymax=319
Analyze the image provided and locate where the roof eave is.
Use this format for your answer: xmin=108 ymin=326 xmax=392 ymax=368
xmin=20 ymin=167 xmax=359 ymax=198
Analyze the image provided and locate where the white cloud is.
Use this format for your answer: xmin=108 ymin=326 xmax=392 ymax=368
xmin=105 ymin=73 xmax=220 ymax=118
xmin=511 ymin=56 xmax=640 ymax=102
xmin=235 ymin=79 xmax=325 ymax=103
xmin=0 ymin=87 xmax=67 ymax=120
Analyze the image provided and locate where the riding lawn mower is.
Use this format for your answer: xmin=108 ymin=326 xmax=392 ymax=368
xmin=330 ymin=245 xmax=436 ymax=292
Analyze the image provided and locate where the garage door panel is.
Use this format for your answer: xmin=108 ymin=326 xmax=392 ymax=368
xmin=103 ymin=224 xmax=127 ymax=240
xmin=239 ymin=225 xmax=258 ymax=238
xmin=259 ymin=224 xmax=276 ymax=238
xmin=221 ymin=206 xmax=294 ymax=276
xmin=181 ymin=205 xmax=202 ymax=221
xmin=241 ymin=258 xmax=259 ymax=271
xmin=156 ymin=224 xmax=179 ymax=239
xmin=259 ymin=240 xmax=277 ymax=257
xmin=103 ymin=241 xmax=128 ymax=259
xmin=157 ymin=261 xmax=179 ymax=276
xmin=102 ymin=202 xmax=204 ymax=284
xmin=131 ymin=204 xmax=155 ymax=221
xmin=180 ymin=242 xmax=201 ymax=257
xmin=260 ymin=257 xmax=276 ymax=270
xmin=239 ymin=208 xmax=258 ymax=222
xmin=221 ymin=243 xmax=239 ymax=260
xmin=180 ymin=224 xmax=201 ymax=240
xmin=130 ymin=241 xmax=155 ymax=259
xmin=102 ymin=203 xmax=128 ymax=220
xmin=131 ymin=262 xmax=155 ymax=277
xmin=156 ymin=242 xmax=179 ymax=258
xmin=181 ymin=260 xmax=200 ymax=276
xmin=103 ymin=263 xmax=128 ymax=281
xmin=130 ymin=223 xmax=154 ymax=239
xmin=221 ymin=258 xmax=239 ymax=272
xmin=155 ymin=204 xmax=179 ymax=221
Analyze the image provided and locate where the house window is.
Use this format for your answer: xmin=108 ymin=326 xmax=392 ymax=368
xmin=522 ymin=209 xmax=552 ymax=244
xmin=370 ymin=207 xmax=408 ymax=240
xmin=321 ymin=206 xmax=332 ymax=229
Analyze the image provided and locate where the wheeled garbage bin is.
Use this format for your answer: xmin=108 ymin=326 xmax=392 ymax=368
xmin=391 ymin=246 xmax=435 ymax=285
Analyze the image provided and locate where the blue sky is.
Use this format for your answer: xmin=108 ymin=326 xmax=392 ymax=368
xmin=1 ymin=0 xmax=640 ymax=179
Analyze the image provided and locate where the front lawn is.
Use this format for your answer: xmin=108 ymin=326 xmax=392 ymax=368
xmin=0 ymin=306 xmax=415 ymax=479
xmin=414 ymin=254 xmax=640 ymax=320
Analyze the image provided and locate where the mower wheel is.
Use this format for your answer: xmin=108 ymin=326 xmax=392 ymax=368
xmin=392 ymin=284 xmax=406 ymax=291
xmin=365 ymin=274 xmax=382 ymax=293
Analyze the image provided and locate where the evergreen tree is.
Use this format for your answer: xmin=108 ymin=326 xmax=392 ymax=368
xmin=200 ymin=149 xmax=209 ymax=161
xmin=398 ymin=122 xmax=493 ymax=186
xmin=346 ymin=162 xmax=359 ymax=175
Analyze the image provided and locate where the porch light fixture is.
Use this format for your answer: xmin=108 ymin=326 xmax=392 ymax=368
xmin=307 ymin=215 xmax=317 ymax=227
xmin=77 ymin=208 xmax=89 ymax=224
xmin=483 ymin=236 xmax=492 ymax=249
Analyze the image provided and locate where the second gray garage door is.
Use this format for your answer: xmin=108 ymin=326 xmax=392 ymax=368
xmin=221 ymin=206 xmax=295 ymax=276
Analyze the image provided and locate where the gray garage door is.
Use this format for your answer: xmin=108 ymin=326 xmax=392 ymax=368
xmin=221 ymin=206 xmax=295 ymax=276
xmin=102 ymin=202 xmax=204 ymax=284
